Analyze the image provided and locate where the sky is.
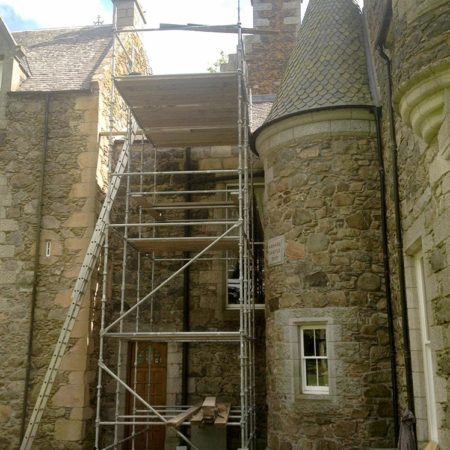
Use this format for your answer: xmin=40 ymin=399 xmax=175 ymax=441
xmin=0 ymin=0 xmax=363 ymax=74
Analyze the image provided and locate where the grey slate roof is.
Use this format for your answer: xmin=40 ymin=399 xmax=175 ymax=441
xmin=263 ymin=0 xmax=372 ymax=125
xmin=12 ymin=25 xmax=113 ymax=92
xmin=251 ymin=102 xmax=272 ymax=131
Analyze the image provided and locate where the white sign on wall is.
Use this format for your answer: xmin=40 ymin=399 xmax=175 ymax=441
xmin=267 ymin=235 xmax=285 ymax=266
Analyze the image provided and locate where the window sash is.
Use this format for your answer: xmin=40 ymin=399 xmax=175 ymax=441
xmin=300 ymin=325 xmax=329 ymax=394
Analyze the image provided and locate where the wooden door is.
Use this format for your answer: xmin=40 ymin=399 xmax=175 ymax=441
xmin=125 ymin=342 xmax=167 ymax=450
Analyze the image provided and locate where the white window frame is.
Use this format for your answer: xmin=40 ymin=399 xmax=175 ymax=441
xmin=414 ymin=252 xmax=438 ymax=443
xmin=299 ymin=325 xmax=329 ymax=395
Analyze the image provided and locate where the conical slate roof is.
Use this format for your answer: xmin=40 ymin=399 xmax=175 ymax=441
xmin=264 ymin=0 xmax=372 ymax=125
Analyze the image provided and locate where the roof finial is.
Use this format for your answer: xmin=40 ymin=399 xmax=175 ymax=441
xmin=94 ymin=15 xmax=104 ymax=26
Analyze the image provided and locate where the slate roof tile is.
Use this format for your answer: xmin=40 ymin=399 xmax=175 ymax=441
xmin=251 ymin=102 xmax=273 ymax=131
xmin=12 ymin=25 xmax=113 ymax=92
xmin=264 ymin=0 xmax=373 ymax=126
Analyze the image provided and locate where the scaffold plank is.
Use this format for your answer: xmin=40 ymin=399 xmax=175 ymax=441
xmin=215 ymin=403 xmax=231 ymax=427
xmin=166 ymin=404 xmax=202 ymax=428
xmin=115 ymin=73 xmax=239 ymax=147
xmin=103 ymin=331 xmax=242 ymax=342
xmin=132 ymin=199 xmax=237 ymax=210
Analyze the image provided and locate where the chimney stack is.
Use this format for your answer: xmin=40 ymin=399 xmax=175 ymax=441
xmin=112 ymin=0 xmax=146 ymax=29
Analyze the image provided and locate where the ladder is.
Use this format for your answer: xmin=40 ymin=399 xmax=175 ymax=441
xmin=19 ymin=122 xmax=138 ymax=450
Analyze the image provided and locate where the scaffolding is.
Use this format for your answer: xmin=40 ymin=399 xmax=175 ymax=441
xmin=95 ymin=2 xmax=256 ymax=449
xmin=20 ymin=1 xmax=258 ymax=449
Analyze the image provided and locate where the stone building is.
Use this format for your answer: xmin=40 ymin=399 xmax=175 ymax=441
xmin=0 ymin=2 xmax=149 ymax=447
xmin=0 ymin=0 xmax=449 ymax=449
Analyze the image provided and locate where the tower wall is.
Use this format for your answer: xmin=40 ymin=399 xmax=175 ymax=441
xmin=256 ymin=109 xmax=395 ymax=449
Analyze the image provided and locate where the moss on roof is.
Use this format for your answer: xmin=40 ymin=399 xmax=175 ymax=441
xmin=264 ymin=0 xmax=372 ymax=125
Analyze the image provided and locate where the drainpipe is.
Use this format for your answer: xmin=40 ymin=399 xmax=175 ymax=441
xmin=181 ymin=147 xmax=192 ymax=442
xmin=375 ymin=106 xmax=400 ymax=441
xmin=20 ymin=92 xmax=50 ymax=442
xmin=376 ymin=7 xmax=416 ymax=423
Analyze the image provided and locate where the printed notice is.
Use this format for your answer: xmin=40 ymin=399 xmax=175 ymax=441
xmin=267 ymin=235 xmax=285 ymax=266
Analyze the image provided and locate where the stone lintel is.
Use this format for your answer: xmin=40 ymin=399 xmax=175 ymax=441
xmin=396 ymin=61 xmax=450 ymax=146
xmin=255 ymin=108 xmax=376 ymax=159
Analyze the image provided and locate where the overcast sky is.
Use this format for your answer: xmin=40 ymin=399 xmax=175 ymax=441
xmin=0 ymin=0 xmax=363 ymax=74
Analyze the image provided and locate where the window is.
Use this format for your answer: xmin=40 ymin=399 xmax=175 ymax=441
xmin=414 ymin=252 xmax=438 ymax=442
xmin=300 ymin=325 xmax=329 ymax=394
xmin=226 ymin=183 xmax=264 ymax=309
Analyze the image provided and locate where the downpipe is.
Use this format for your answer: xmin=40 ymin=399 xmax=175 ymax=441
xmin=374 ymin=106 xmax=400 ymax=441
xmin=20 ymin=92 xmax=51 ymax=442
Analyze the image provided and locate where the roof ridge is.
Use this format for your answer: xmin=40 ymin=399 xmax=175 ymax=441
xmin=12 ymin=24 xmax=113 ymax=34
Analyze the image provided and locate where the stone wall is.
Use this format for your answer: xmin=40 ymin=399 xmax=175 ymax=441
xmin=256 ymin=110 xmax=395 ymax=449
xmin=246 ymin=0 xmax=301 ymax=96
xmin=0 ymin=37 xmax=28 ymax=131
xmin=365 ymin=0 xmax=450 ymax=446
xmin=0 ymin=91 xmax=100 ymax=450
xmin=93 ymin=30 xmax=149 ymax=193
xmin=0 ymin=25 xmax=150 ymax=450
xmin=0 ymin=94 xmax=46 ymax=449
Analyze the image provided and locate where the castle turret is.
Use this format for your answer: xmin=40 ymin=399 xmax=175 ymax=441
xmin=253 ymin=0 xmax=395 ymax=448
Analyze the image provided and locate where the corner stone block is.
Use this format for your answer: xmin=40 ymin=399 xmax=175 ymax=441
xmin=70 ymin=182 xmax=96 ymax=199
xmin=60 ymin=339 xmax=88 ymax=371
xmin=52 ymin=384 xmax=87 ymax=408
xmin=63 ymin=212 xmax=93 ymax=228
xmin=283 ymin=16 xmax=300 ymax=25
xmin=54 ymin=419 xmax=85 ymax=441
xmin=77 ymin=152 xmax=98 ymax=169
xmin=0 ymin=245 xmax=15 ymax=257
xmin=70 ymin=406 xmax=94 ymax=421
xmin=1 ymin=271 xmax=17 ymax=284
xmin=74 ymin=95 xmax=97 ymax=111
xmin=71 ymin=306 xmax=91 ymax=339
xmin=54 ymin=289 xmax=72 ymax=307
xmin=0 ymin=219 xmax=18 ymax=231
xmin=64 ymin=237 xmax=90 ymax=251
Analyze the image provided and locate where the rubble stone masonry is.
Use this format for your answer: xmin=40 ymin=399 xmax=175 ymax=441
xmin=256 ymin=109 xmax=395 ymax=449
xmin=0 ymin=92 xmax=100 ymax=450
xmin=246 ymin=0 xmax=301 ymax=96
xmin=0 ymin=30 xmax=148 ymax=450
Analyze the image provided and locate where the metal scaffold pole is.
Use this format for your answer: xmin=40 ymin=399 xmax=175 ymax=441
xmin=23 ymin=0 xmax=258 ymax=448
xmin=95 ymin=1 xmax=257 ymax=446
